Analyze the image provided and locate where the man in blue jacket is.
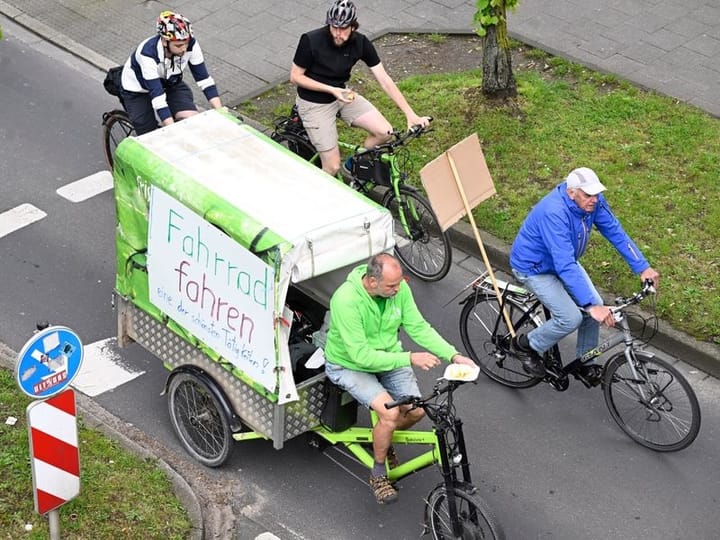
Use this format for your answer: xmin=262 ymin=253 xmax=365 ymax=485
xmin=509 ymin=167 xmax=659 ymax=380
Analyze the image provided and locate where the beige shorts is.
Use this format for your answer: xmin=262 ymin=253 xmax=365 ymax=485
xmin=295 ymin=94 xmax=376 ymax=152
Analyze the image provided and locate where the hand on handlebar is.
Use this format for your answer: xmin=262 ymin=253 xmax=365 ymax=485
xmin=406 ymin=114 xmax=432 ymax=131
xmin=640 ymin=267 xmax=660 ymax=290
xmin=588 ymin=305 xmax=616 ymax=327
xmin=411 ymin=351 xmax=441 ymax=371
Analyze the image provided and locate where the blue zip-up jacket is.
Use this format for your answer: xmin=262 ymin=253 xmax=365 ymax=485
xmin=120 ymin=36 xmax=219 ymax=122
xmin=510 ymin=182 xmax=649 ymax=307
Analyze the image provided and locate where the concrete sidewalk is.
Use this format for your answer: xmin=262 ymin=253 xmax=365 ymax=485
xmin=1 ymin=0 xmax=719 ymax=116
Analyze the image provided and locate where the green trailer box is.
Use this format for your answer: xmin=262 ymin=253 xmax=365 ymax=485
xmin=113 ymin=110 xmax=394 ymax=449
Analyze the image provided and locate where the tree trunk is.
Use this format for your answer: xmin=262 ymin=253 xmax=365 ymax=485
xmin=481 ymin=24 xmax=517 ymax=99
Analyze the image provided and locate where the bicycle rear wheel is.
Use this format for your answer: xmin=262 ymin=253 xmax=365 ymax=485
xmin=459 ymin=292 xmax=543 ymax=388
xmin=271 ymin=129 xmax=320 ymax=166
xmin=603 ymin=350 xmax=700 ymax=451
xmin=383 ymin=186 xmax=451 ymax=281
xmin=102 ymin=109 xmax=135 ymax=169
xmin=425 ymin=483 xmax=504 ymax=540
xmin=167 ymin=372 xmax=234 ymax=467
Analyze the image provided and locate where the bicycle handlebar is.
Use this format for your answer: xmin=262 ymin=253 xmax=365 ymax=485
xmin=384 ymin=378 xmax=462 ymax=410
xmin=611 ymin=279 xmax=656 ymax=312
xmin=364 ymin=116 xmax=434 ymax=155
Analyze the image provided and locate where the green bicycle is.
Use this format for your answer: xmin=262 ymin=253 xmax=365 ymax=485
xmin=270 ymin=107 xmax=452 ymax=281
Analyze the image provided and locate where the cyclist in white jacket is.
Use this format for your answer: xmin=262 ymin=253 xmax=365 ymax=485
xmin=120 ymin=11 xmax=222 ymax=134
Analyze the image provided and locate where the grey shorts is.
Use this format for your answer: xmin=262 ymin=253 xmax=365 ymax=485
xmin=325 ymin=361 xmax=421 ymax=409
xmin=295 ymin=94 xmax=377 ymax=152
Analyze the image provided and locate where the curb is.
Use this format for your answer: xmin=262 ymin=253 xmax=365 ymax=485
xmin=0 ymin=342 xmax=204 ymax=540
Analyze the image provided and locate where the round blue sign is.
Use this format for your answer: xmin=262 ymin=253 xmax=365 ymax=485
xmin=15 ymin=326 xmax=84 ymax=399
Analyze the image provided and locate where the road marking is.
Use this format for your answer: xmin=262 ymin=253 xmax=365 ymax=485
xmin=0 ymin=204 xmax=47 ymax=238
xmin=71 ymin=337 xmax=144 ymax=397
xmin=56 ymin=171 xmax=113 ymax=202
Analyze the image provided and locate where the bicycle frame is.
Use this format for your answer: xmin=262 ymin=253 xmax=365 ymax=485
xmin=480 ymin=274 xmax=654 ymax=386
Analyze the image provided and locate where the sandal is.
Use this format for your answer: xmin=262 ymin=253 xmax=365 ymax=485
xmin=369 ymin=475 xmax=398 ymax=504
xmin=386 ymin=445 xmax=400 ymax=469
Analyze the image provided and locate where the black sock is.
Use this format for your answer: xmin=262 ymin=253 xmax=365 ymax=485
xmin=372 ymin=461 xmax=386 ymax=477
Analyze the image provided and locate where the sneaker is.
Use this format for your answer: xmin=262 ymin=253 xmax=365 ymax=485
xmin=369 ymin=475 xmax=398 ymax=504
xmin=341 ymin=157 xmax=355 ymax=180
xmin=573 ymin=364 xmax=603 ymax=387
xmin=512 ymin=334 xmax=546 ymax=378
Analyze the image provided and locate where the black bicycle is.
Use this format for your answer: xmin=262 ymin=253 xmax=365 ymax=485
xmin=385 ymin=373 xmax=505 ymax=540
xmin=270 ymin=107 xmax=451 ymax=281
xmin=102 ymin=108 xmax=135 ymax=169
xmin=458 ymin=274 xmax=701 ymax=452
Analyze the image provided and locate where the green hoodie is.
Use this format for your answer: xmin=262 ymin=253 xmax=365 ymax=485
xmin=324 ymin=265 xmax=458 ymax=372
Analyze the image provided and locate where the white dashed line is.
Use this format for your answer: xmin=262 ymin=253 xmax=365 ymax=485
xmin=72 ymin=337 xmax=145 ymax=397
xmin=0 ymin=204 xmax=47 ymax=238
xmin=56 ymin=171 xmax=113 ymax=202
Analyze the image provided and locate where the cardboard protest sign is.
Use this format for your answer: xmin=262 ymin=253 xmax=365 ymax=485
xmin=420 ymin=132 xmax=496 ymax=231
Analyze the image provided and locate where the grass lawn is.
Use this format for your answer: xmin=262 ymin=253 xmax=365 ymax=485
xmin=240 ymin=39 xmax=720 ymax=345
xmin=0 ymin=369 xmax=192 ymax=539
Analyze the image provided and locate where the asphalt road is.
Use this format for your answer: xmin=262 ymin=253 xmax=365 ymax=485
xmin=2 ymin=21 xmax=720 ymax=540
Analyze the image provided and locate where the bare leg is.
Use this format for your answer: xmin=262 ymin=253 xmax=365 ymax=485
xmin=319 ymin=146 xmax=341 ymax=176
xmin=369 ymin=391 xmax=424 ymax=464
xmin=352 ymin=109 xmax=393 ymax=149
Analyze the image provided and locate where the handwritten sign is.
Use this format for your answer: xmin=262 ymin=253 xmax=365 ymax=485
xmin=147 ymin=187 xmax=276 ymax=391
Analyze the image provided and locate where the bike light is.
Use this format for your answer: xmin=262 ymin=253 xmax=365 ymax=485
xmin=452 ymin=453 xmax=463 ymax=465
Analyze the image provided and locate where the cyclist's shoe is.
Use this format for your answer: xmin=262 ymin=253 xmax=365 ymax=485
xmin=573 ymin=364 xmax=604 ymax=387
xmin=512 ymin=334 xmax=546 ymax=378
xmin=341 ymin=157 xmax=355 ymax=181
xmin=369 ymin=474 xmax=398 ymax=504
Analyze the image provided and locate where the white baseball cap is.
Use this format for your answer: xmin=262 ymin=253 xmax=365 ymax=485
xmin=565 ymin=167 xmax=606 ymax=195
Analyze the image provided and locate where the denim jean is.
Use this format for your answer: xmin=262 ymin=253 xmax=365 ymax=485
xmin=512 ymin=267 xmax=603 ymax=360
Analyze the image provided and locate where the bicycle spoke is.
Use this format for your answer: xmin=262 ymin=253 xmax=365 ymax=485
xmin=604 ymin=354 xmax=700 ymax=451
xmin=460 ymin=293 xmax=542 ymax=388
xmin=384 ymin=188 xmax=451 ymax=281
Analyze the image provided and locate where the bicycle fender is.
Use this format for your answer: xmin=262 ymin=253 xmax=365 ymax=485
xmin=163 ymin=366 xmax=244 ymax=433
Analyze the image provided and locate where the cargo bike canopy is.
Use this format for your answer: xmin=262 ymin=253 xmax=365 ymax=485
xmin=113 ymin=110 xmax=394 ymax=404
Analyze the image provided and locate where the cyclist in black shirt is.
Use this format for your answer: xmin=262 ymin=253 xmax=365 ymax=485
xmin=290 ymin=0 xmax=430 ymax=176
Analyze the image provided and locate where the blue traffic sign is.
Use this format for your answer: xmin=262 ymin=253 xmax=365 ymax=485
xmin=15 ymin=326 xmax=84 ymax=399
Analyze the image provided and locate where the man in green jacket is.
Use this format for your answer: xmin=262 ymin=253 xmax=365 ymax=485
xmin=324 ymin=253 xmax=476 ymax=504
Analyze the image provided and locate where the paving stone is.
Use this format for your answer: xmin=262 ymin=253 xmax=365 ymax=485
xmin=684 ymin=34 xmax=720 ymax=57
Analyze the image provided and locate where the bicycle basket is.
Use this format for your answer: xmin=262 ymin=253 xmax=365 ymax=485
xmin=352 ymin=154 xmax=391 ymax=186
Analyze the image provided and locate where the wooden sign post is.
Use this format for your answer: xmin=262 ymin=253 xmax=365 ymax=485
xmin=420 ymin=133 xmax=516 ymax=336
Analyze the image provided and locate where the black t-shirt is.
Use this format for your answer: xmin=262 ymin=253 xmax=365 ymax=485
xmin=292 ymin=27 xmax=381 ymax=104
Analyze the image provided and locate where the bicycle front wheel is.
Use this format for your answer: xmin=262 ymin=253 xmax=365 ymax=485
xmin=383 ymin=186 xmax=451 ymax=281
xmin=425 ymin=483 xmax=505 ymax=540
xmin=459 ymin=293 xmax=543 ymax=388
xmin=167 ymin=373 xmax=234 ymax=467
xmin=102 ymin=109 xmax=135 ymax=169
xmin=603 ymin=350 xmax=700 ymax=452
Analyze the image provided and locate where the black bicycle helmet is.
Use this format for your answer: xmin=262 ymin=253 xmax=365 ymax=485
xmin=326 ymin=0 xmax=357 ymax=28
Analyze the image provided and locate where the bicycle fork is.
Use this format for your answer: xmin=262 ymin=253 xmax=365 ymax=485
xmin=424 ymin=418 xmax=475 ymax=538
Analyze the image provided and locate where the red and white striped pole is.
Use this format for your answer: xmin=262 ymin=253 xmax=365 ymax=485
xmin=27 ymin=389 xmax=80 ymax=538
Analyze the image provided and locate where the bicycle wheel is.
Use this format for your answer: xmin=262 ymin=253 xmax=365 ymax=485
xmin=102 ymin=109 xmax=135 ymax=169
xmin=167 ymin=372 xmax=233 ymax=467
xmin=425 ymin=483 xmax=505 ymax=540
xmin=383 ymin=186 xmax=451 ymax=281
xmin=271 ymin=130 xmax=319 ymax=166
xmin=603 ymin=350 xmax=700 ymax=452
xmin=459 ymin=292 xmax=544 ymax=388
